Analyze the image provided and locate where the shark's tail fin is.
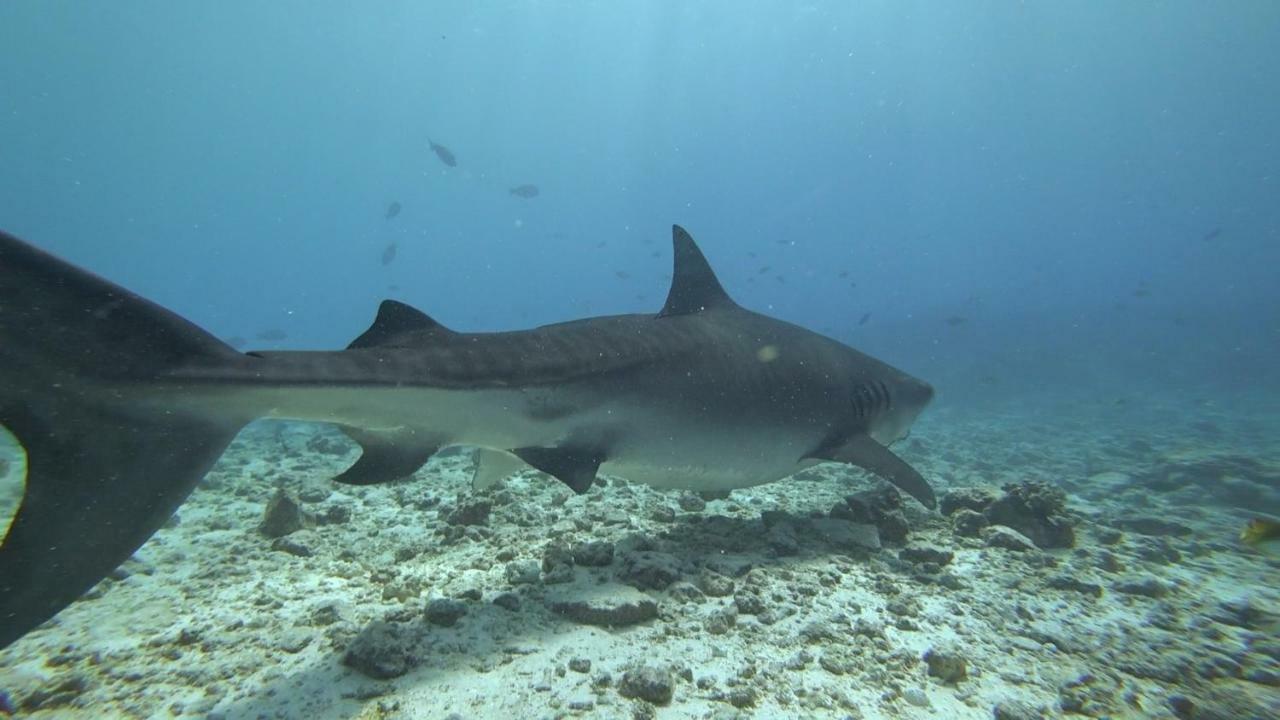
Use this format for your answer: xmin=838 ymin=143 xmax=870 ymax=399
xmin=0 ymin=230 xmax=246 ymax=650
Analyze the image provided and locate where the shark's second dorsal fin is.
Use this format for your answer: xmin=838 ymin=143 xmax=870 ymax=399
xmin=349 ymin=299 xmax=455 ymax=349
xmin=659 ymin=225 xmax=737 ymax=317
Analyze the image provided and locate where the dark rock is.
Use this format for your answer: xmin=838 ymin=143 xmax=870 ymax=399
xmin=899 ymin=544 xmax=954 ymax=566
xmin=492 ymin=592 xmax=520 ymax=611
xmin=259 ymin=489 xmax=304 ymax=538
xmin=619 ymin=552 xmax=682 ymax=590
xmin=875 ymin=510 xmax=910 ymax=543
xmin=1112 ymin=516 xmax=1193 ymax=537
xmin=734 ymin=592 xmax=766 ymax=615
xmin=667 ymin=581 xmax=705 ymax=603
xmin=847 ymin=487 xmax=913 ymax=542
xmin=271 ymin=534 xmax=313 ymax=557
xmin=547 ymin=581 xmax=658 ymax=627
xmin=727 ymin=687 xmax=757 ymax=708
xmin=704 ymin=605 xmax=737 ymax=634
xmin=276 ymin=628 xmax=312 ymax=654
xmin=698 ymin=571 xmax=735 ymax=598
xmin=940 ymin=486 xmax=998 ymax=516
xmin=983 ymin=481 xmax=1075 ymax=549
xmin=297 ymin=486 xmax=330 ymax=503
xmin=1045 ymin=574 xmax=1102 ymax=598
xmin=618 ymin=665 xmax=674 ymax=705
xmin=983 ymin=525 xmax=1038 ymax=552
xmin=446 ymin=499 xmax=491 ymax=527
xmin=542 ymin=545 xmax=576 ymax=584
xmin=923 ymin=646 xmax=967 ymax=683
xmin=1095 ymin=549 xmax=1124 ymax=573
xmin=760 ymin=509 xmax=792 ymax=528
xmin=343 ymin=622 xmax=418 ymax=679
xmin=568 ymin=657 xmax=592 ymax=673
xmin=677 ymin=494 xmax=707 ymax=512
xmin=1113 ymin=576 xmax=1170 ymax=598
xmin=315 ymin=503 xmax=352 ymax=525
xmin=16 ymin=674 xmax=89 ymax=712
xmin=505 ymin=559 xmax=542 ymax=585
xmin=993 ymin=699 xmax=1044 ymax=720
xmin=1094 ymin=527 xmax=1123 ymax=545
xmin=766 ymin=522 xmax=800 ymax=556
xmin=650 ymin=505 xmax=676 ymax=523
xmin=1209 ymin=597 xmax=1274 ymax=629
xmin=1133 ymin=537 xmax=1182 ymax=565
xmin=811 ymin=518 xmax=881 ymax=551
xmin=951 ymin=508 xmax=988 ymax=537
xmin=424 ymin=598 xmax=468 ymax=627
xmin=573 ymin=540 xmax=615 ymax=567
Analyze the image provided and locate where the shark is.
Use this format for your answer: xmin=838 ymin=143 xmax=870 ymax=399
xmin=0 ymin=225 xmax=934 ymax=650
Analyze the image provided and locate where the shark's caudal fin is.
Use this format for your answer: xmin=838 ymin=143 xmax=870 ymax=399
xmin=0 ymin=231 xmax=246 ymax=650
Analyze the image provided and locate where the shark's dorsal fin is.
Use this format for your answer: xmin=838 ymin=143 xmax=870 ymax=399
xmin=349 ymin=299 xmax=455 ymax=349
xmin=659 ymin=225 xmax=737 ymax=317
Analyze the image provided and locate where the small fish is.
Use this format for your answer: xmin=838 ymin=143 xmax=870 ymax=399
xmin=509 ymin=184 xmax=540 ymax=199
xmin=615 ymin=270 xmax=631 ymax=280
xmin=428 ymin=139 xmax=457 ymax=167
xmin=1241 ymin=517 xmax=1280 ymax=547
xmin=945 ymin=315 xmax=968 ymax=326
xmin=1201 ymin=227 xmax=1222 ymax=242
xmin=224 ymin=336 xmax=247 ymax=349
xmin=382 ymin=242 xmax=398 ymax=266
xmin=385 ymin=201 xmax=402 ymax=219
xmin=758 ymin=266 xmax=771 ymax=274
xmin=858 ymin=312 xmax=871 ymax=326
xmin=1133 ymin=287 xmax=1150 ymax=298
xmin=838 ymin=270 xmax=850 ymax=279
xmin=255 ymin=328 xmax=287 ymax=341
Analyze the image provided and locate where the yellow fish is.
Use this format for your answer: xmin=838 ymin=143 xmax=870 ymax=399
xmin=1240 ymin=517 xmax=1280 ymax=549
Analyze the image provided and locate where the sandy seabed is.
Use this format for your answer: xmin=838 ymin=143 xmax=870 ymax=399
xmin=1 ymin=394 xmax=1278 ymax=720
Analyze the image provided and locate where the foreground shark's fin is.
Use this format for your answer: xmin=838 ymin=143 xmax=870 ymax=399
xmin=812 ymin=434 xmax=937 ymax=509
xmin=513 ymin=445 xmax=605 ymax=493
xmin=471 ymin=447 xmax=527 ymax=490
xmin=659 ymin=225 xmax=738 ymax=317
xmin=334 ymin=428 xmax=439 ymax=485
xmin=348 ymin=299 xmax=455 ymax=349
xmin=0 ymin=230 xmax=249 ymax=650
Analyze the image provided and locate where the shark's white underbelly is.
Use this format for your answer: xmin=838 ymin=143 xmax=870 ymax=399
xmin=183 ymin=383 xmax=824 ymax=493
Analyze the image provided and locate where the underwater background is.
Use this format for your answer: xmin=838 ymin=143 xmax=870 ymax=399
xmin=2 ymin=2 xmax=1279 ymax=719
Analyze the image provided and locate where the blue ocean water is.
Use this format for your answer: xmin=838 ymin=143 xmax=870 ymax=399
xmin=2 ymin=2 xmax=1279 ymax=718
xmin=3 ymin=2 xmax=1275 ymax=409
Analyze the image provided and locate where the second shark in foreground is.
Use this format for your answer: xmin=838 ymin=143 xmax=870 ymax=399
xmin=0 ymin=224 xmax=934 ymax=650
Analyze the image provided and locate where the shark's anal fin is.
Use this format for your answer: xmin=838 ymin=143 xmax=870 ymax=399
xmin=513 ymin=445 xmax=605 ymax=494
xmin=334 ymin=428 xmax=438 ymax=485
xmin=812 ymin=434 xmax=937 ymax=510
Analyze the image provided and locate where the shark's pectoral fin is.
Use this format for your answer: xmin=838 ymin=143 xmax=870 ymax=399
xmin=334 ymin=428 xmax=439 ymax=485
xmin=513 ymin=445 xmax=605 ymax=493
xmin=471 ymin=447 xmax=527 ymax=490
xmin=812 ymin=434 xmax=936 ymax=509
